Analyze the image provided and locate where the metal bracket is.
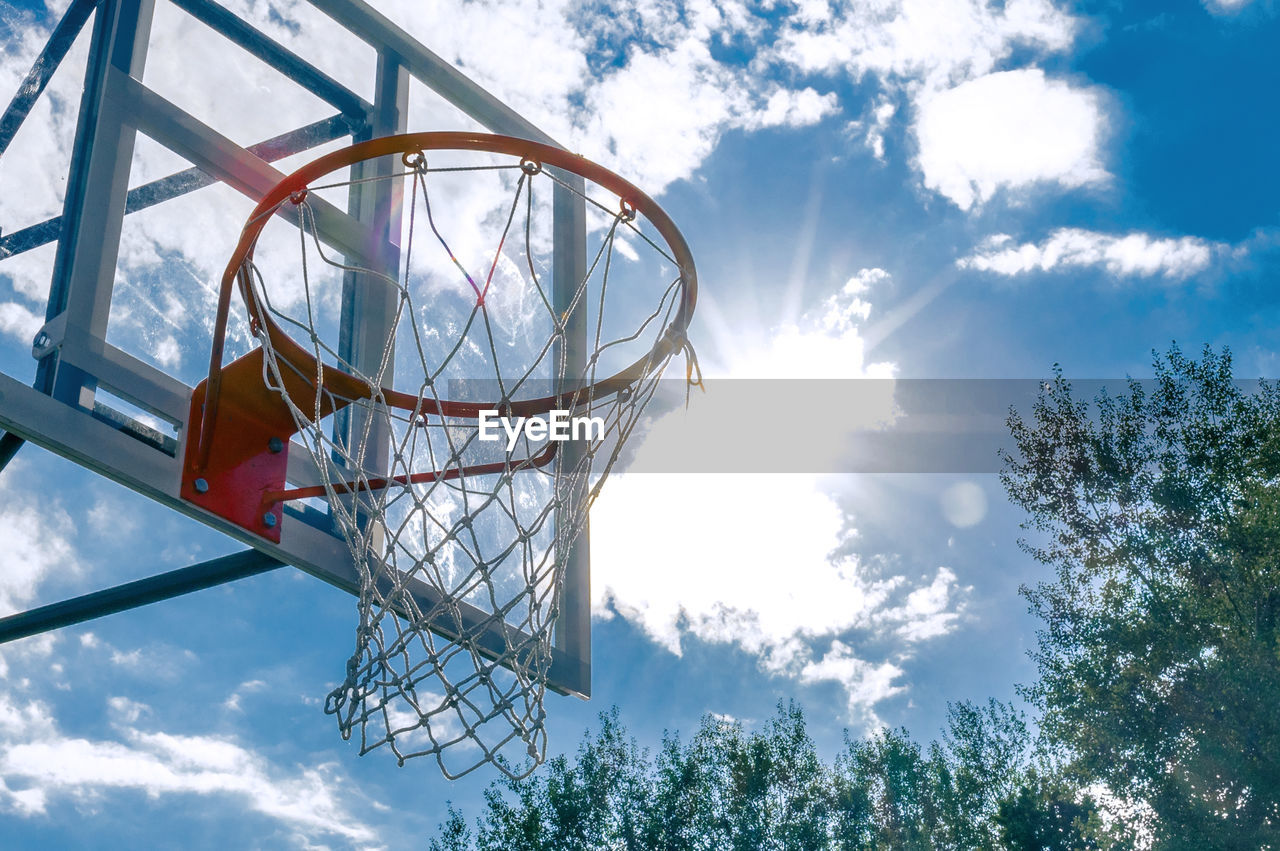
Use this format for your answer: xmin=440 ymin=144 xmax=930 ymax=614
xmin=32 ymin=312 xmax=68 ymax=360
xmin=181 ymin=349 xmax=301 ymax=543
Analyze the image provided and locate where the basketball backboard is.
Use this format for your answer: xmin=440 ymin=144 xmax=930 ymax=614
xmin=0 ymin=0 xmax=697 ymax=774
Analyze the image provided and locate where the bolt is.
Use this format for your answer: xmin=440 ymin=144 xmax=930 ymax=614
xmin=268 ymin=436 xmax=284 ymax=454
xmin=262 ymin=512 xmax=278 ymax=528
xmin=193 ymin=478 xmax=209 ymax=494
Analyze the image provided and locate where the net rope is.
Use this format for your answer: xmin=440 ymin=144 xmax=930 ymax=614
xmin=240 ymin=150 xmax=696 ymax=778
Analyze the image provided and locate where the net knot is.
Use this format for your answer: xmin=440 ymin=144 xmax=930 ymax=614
xmin=684 ymin=341 xmax=703 ymax=390
xmin=661 ymin=326 xmax=703 ymax=396
xmin=667 ymin=329 xmax=703 ymax=407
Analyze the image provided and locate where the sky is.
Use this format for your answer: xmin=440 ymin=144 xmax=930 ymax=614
xmin=2 ymin=0 xmax=1280 ymax=846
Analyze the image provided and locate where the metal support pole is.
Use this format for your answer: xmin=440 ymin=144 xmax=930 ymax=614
xmin=551 ymin=177 xmax=591 ymax=697
xmin=0 ymin=549 xmax=285 ymax=644
xmin=328 ymin=51 xmax=407 ymax=554
xmin=38 ymin=0 xmax=156 ymax=408
xmin=0 ymin=430 xmax=23 ymax=472
xmin=334 ymin=50 xmax=407 ymax=479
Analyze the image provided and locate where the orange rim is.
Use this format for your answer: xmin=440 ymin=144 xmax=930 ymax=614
xmin=202 ymin=132 xmax=697 ymax=448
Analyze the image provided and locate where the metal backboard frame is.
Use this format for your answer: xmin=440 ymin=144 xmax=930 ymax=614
xmin=0 ymin=0 xmax=591 ymax=697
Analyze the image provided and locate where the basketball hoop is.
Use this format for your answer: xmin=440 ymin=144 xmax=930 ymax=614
xmin=180 ymin=133 xmax=698 ymax=778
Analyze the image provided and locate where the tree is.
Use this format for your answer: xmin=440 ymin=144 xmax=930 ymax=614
xmin=931 ymin=699 xmax=1032 ymax=848
xmin=431 ymin=701 xmax=1111 ymax=850
xmin=428 ymin=805 xmax=474 ymax=851
xmin=472 ymin=707 xmax=653 ymax=851
xmin=712 ymin=702 xmax=833 ymax=850
xmin=1002 ymin=345 xmax=1280 ymax=845
xmin=838 ymin=725 xmax=941 ymax=848
xmin=993 ymin=773 xmax=1105 ymax=851
xmin=462 ymin=703 xmax=836 ymax=851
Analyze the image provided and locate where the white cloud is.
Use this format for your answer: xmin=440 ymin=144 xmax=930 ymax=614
xmin=862 ymin=98 xmax=897 ymax=160
xmin=592 ymin=272 xmax=966 ymax=726
xmin=579 ymin=39 xmax=747 ymax=191
xmin=765 ymin=1 xmax=1099 ymax=206
xmin=594 ymin=473 xmax=895 ymax=656
xmin=0 ymin=242 xmax=57 ymax=305
xmin=591 ymin=473 xmax=965 ymax=726
xmin=799 ymin=642 xmax=905 ymax=727
xmin=153 ymin=335 xmax=182 ymax=368
xmin=0 ymin=469 xmax=76 ymax=618
xmin=224 ymin=679 xmax=269 ymax=713
xmin=1203 ymin=0 xmax=1254 ymax=12
xmin=959 ymin=228 xmax=1221 ymax=279
xmin=751 ymin=87 xmax=841 ymax=130
xmin=106 ymin=696 xmax=149 ymax=725
xmin=915 ymin=69 xmax=1107 ymax=209
xmin=0 ymin=301 xmax=41 ymax=344
xmin=576 ymin=36 xmax=835 ymax=192
xmin=106 ymin=643 xmax=198 ymax=679
xmin=882 ymin=567 xmax=965 ymax=642
xmin=86 ymin=496 xmax=139 ymax=539
xmin=0 ymin=694 xmax=376 ymax=845
xmin=772 ymin=0 xmax=1076 ymax=88
xmin=724 ymin=268 xmax=893 ymax=381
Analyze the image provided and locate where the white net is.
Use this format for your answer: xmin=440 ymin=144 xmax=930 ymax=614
xmin=236 ymin=142 xmax=696 ymax=778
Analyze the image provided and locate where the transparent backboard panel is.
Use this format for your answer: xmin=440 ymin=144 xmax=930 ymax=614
xmin=406 ymin=74 xmax=488 ymax=135
xmin=141 ymin=0 xmax=362 ymax=148
xmin=108 ymin=146 xmax=259 ymax=386
xmin=0 ymin=9 xmax=94 ymax=379
xmin=0 ymin=0 xmax=633 ymax=743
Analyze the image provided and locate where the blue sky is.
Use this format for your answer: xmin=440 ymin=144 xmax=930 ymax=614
xmin=1 ymin=0 xmax=1279 ymax=845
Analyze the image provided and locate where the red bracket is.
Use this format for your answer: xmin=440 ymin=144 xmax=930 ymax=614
xmin=180 ymin=349 xmax=311 ymax=543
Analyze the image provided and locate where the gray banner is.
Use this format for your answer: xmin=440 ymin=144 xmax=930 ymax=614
xmin=444 ymin=379 xmax=1271 ymax=474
